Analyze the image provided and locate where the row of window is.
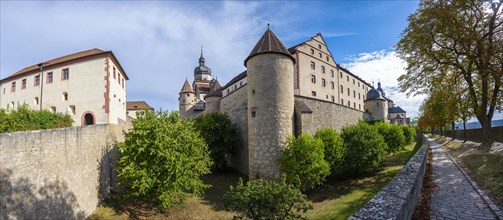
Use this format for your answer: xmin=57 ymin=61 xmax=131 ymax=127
xmin=310 ymin=75 xmax=367 ymax=101
xmin=310 ymin=61 xmax=335 ymax=77
xmin=7 ymin=69 xmax=70 ymax=93
xmin=339 ymin=85 xmax=366 ymax=100
xmin=310 ymin=44 xmax=331 ymax=62
xmin=339 ymin=71 xmax=368 ymax=91
xmin=112 ymin=67 xmax=125 ymax=89
xmin=5 ymin=100 xmax=75 ymax=115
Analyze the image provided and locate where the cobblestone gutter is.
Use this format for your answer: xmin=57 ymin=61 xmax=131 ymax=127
xmin=349 ymin=135 xmax=429 ymax=220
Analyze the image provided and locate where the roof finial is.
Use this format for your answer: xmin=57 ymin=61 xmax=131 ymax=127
xmin=267 ymin=23 xmax=270 ymax=30
xmin=200 ymin=46 xmax=203 ymax=58
xmin=372 ymin=81 xmax=375 ymax=87
xmin=199 ymin=46 xmax=205 ymax=66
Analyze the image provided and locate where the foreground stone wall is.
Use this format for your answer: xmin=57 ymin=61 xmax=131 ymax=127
xmin=349 ymin=135 xmax=429 ymax=220
xmin=0 ymin=124 xmax=123 ymax=219
xmin=295 ymin=96 xmax=365 ymax=134
xmin=220 ymin=85 xmax=249 ymax=175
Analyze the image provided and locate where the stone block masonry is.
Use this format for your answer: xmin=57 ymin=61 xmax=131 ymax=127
xmin=349 ymin=135 xmax=429 ymax=220
xmin=0 ymin=124 xmax=123 ymax=219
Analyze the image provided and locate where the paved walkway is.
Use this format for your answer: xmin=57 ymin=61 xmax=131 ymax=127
xmin=428 ymin=138 xmax=499 ymax=220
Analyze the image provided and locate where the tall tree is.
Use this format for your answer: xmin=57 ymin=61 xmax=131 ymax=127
xmin=397 ymin=0 xmax=503 ymax=146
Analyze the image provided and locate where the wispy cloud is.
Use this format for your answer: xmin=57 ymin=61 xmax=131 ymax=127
xmin=341 ymin=50 xmax=426 ymax=118
xmin=323 ymin=32 xmax=358 ymax=38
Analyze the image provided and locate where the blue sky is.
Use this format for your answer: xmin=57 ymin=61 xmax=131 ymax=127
xmin=1 ymin=1 xmax=429 ymax=118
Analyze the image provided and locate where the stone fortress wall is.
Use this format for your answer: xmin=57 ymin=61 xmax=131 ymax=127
xmin=0 ymin=124 xmax=124 ymax=219
xmin=220 ymin=84 xmax=249 ymax=175
xmin=294 ymin=96 xmax=367 ymax=135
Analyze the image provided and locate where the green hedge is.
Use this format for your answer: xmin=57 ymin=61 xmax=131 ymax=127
xmin=0 ymin=105 xmax=73 ymax=133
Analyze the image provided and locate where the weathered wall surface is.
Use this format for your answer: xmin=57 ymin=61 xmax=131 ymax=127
xmin=434 ymin=126 xmax=503 ymax=143
xmin=295 ymin=96 xmax=365 ymax=135
xmin=349 ymin=135 xmax=428 ymax=220
xmin=220 ymin=85 xmax=249 ymax=175
xmin=0 ymin=124 xmax=123 ymax=219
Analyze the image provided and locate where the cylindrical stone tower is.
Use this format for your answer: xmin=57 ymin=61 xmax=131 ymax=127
xmin=245 ymin=27 xmax=295 ymax=180
xmin=179 ymin=79 xmax=195 ymax=119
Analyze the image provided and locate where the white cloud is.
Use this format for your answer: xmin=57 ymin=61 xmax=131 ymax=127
xmin=342 ymin=50 xmax=426 ymax=118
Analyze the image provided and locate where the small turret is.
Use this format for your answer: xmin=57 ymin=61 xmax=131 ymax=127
xmin=363 ymin=86 xmax=388 ymax=121
xmin=179 ymin=79 xmax=195 ymax=118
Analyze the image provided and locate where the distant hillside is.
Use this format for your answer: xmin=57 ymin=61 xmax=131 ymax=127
xmin=455 ymin=119 xmax=503 ymax=130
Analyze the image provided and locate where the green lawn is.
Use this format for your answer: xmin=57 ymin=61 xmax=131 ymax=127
xmin=463 ymin=154 xmax=503 ymax=207
xmin=90 ymin=140 xmax=423 ymax=219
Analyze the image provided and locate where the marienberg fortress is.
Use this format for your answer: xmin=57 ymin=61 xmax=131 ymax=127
xmin=178 ymin=27 xmax=408 ymax=180
xmin=0 ymin=27 xmax=408 ymax=218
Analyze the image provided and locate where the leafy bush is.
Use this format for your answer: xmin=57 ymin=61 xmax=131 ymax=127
xmin=314 ymin=128 xmax=346 ymax=172
xmin=192 ymin=112 xmax=239 ymax=171
xmin=224 ymin=176 xmax=312 ymax=220
xmin=341 ymin=121 xmax=387 ymax=174
xmin=279 ymin=134 xmax=330 ymax=189
xmin=401 ymin=125 xmax=416 ymax=145
xmin=0 ymin=105 xmax=72 ymax=133
xmin=117 ymin=110 xmax=212 ymax=211
xmin=374 ymin=122 xmax=406 ymax=154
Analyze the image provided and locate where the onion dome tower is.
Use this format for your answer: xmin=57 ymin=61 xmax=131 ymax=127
xmin=245 ymin=25 xmax=296 ymax=180
xmin=193 ymin=47 xmax=212 ymax=82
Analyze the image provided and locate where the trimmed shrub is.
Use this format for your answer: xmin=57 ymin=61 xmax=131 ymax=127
xmin=224 ymin=176 xmax=312 ymax=220
xmin=341 ymin=121 xmax=387 ymax=174
xmin=117 ymin=110 xmax=212 ymax=211
xmin=192 ymin=112 xmax=239 ymax=171
xmin=374 ymin=122 xmax=406 ymax=154
xmin=279 ymin=134 xmax=330 ymax=189
xmin=0 ymin=105 xmax=72 ymax=133
xmin=314 ymin=128 xmax=346 ymax=172
xmin=401 ymin=125 xmax=416 ymax=145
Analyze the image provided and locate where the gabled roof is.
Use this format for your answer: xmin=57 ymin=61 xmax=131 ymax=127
xmin=180 ymin=79 xmax=194 ymax=94
xmin=126 ymin=101 xmax=154 ymax=110
xmin=244 ymin=27 xmax=295 ymax=67
xmin=1 ymin=48 xmax=129 ymax=82
xmin=389 ymin=106 xmax=406 ymax=113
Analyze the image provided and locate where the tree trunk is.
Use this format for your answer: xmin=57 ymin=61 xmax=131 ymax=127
xmin=479 ymin=116 xmax=494 ymax=148
xmin=451 ymin=122 xmax=455 ymax=140
xmin=463 ymin=119 xmax=467 ymax=142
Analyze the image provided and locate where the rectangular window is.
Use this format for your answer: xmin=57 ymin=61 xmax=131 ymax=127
xmin=353 ymin=91 xmax=356 ymax=98
xmin=348 ymin=101 xmax=351 ymax=106
xmin=122 ymin=78 xmax=125 ymax=89
xmin=311 ymin=74 xmax=316 ymax=83
xmin=359 ymin=104 xmax=361 ymax=110
xmin=353 ymin=79 xmax=355 ymax=84
xmin=321 ymin=66 xmax=325 ymax=73
xmin=363 ymin=95 xmax=365 ymax=100
xmin=331 ymin=82 xmax=334 ymax=89
xmin=359 ymin=93 xmax=361 ymax=100
xmin=354 ymin=102 xmax=356 ymax=108
xmin=322 ymin=78 xmax=326 ymax=87
xmin=312 ymin=91 xmax=317 ymax=96
xmin=34 ymin=75 xmax=40 ymax=86
xmin=21 ymin=79 xmax=26 ymax=89
xmin=347 ymin=76 xmax=349 ymax=81
xmin=340 ymin=85 xmax=343 ymax=92
xmin=358 ymin=82 xmax=360 ymax=87
xmin=340 ymin=72 xmax=343 ymax=78
xmin=347 ymin=88 xmax=350 ymax=95
xmin=331 ymin=96 xmax=335 ymax=102
xmin=311 ymin=48 xmax=314 ymax=55
xmin=118 ymin=74 xmax=121 ymax=85
xmin=326 ymin=56 xmax=329 ymax=62
xmin=331 ymin=70 xmax=334 ymax=77
xmin=62 ymin=69 xmax=69 ymax=80
xmin=341 ymin=99 xmax=344 ymax=105
xmin=311 ymin=61 xmax=315 ymax=70
xmin=319 ymin=52 xmax=322 ymax=58
xmin=11 ymin=82 xmax=16 ymax=92
xmin=113 ymin=67 xmax=116 ymax=79
xmin=47 ymin=72 xmax=53 ymax=83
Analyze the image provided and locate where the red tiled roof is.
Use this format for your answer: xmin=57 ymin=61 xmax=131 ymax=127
xmin=126 ymin=101 xmax=154 ymax=110
xmin=1 ymin=48 xmax=129 ymax=82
